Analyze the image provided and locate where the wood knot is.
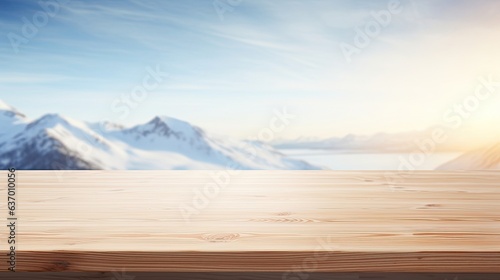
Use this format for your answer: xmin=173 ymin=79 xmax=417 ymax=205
xmin=417 ymin=204 xmax=443 ymax=210
xmin=202 ymin=233 xmax=240 ymax=243
xmin=425 ymin=204 xmax=441 ymax=208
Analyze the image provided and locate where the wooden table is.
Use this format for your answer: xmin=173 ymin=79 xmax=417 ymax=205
xmin=1 ymin=171 xmax=500 ymax=275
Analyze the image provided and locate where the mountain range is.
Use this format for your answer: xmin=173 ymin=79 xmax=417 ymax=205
xmin=272 ymin=128 xmax=451 ymax=152
xmin=2 ymin=99 xmax=498 ymax=170
xmin=274 ymin=129 xmax=500 ymax=170
xmin=0 ymin=100 xmax=321 ymax=170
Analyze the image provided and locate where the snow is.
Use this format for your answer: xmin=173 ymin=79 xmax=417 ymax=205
xmin=0 ymin=100 xmax=322 ymax=170
xmin=0 ymin=100 xmax=27 ymax=141
xmin=87 ymin=121 xmax=125 ymax=132
xmin=0 ymin=99 xmax=14 ymax=111
xmin=156 ymin=116 xmax=200 ymax=136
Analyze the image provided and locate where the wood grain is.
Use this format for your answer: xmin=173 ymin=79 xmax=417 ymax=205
xmin=1 ymin=272 xmax=499 ymax=280
xmin=1 ymin=171 xmax=500 ymax=272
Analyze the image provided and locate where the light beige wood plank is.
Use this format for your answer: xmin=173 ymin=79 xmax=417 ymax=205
xmin=1 ymin=171 xmax=500 ymax=272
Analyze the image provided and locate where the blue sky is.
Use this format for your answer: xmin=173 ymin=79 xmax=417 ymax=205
xmin=1 ymin=0 xmax=500 ymax=140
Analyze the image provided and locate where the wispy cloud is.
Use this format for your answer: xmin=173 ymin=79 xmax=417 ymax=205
xmin=1 ymin=0 xmax=499 ymax=139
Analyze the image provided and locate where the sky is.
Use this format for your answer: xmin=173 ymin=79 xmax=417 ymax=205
xmin=1 ymin=0 xmax=500 ymax=141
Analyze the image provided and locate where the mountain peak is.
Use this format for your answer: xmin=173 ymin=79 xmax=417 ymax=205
xmin=27 ymin=113 xmax=79 ymax=130
xmin=37 ymin=113 xmax=67 ymax=123
xmin=125 ymin=116 xmax=206 ymax=141
xmin=0 ymin=99 xmax=26 ymax=120
xmin=0 ymin=99 xmax=14 ymax=111
xmin=150 ymin=116 xmax=198 ymax=132
xmin=141 ymin=115 xmax=203 ymax=135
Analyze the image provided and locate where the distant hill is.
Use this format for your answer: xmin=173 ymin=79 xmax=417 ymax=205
xmin=438 ymin=142 xmax=500 ymax=170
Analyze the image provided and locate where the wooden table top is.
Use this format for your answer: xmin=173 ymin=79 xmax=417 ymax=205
xmin=1 ymin=171 xmax=500 ymax=272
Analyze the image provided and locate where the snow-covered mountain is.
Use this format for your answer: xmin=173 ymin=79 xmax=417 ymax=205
xmin=438 ymin=142 xmax=500 ymax=170
xmin=0 ymin=100 xmax=321 ymax=170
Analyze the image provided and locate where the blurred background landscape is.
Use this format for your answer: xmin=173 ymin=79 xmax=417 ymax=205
xmin=1 ymin=99 xmax=499 ymax=170
xmin=1 ymin=0 xmax=499 ymax=170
